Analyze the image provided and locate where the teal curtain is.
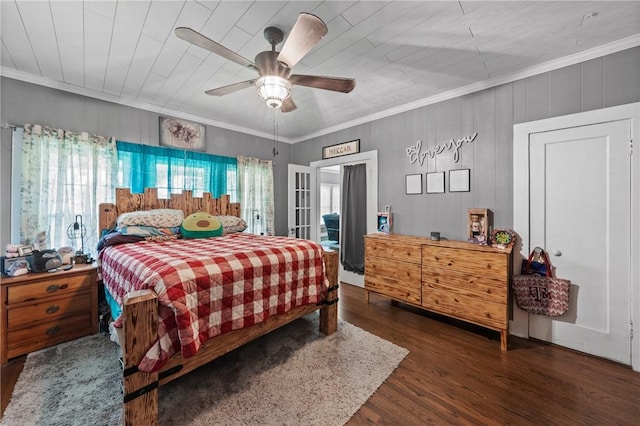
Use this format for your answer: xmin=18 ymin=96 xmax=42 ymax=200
xmin=116 ymin=141 xmax=237 ymax=199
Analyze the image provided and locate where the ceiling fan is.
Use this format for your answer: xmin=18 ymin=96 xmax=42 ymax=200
xmin=175 ymin=13 xmax=355 ymax=113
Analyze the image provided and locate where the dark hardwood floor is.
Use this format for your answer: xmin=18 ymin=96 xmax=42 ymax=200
xmin=339 ymin=284 xmax=639 ymax=425
xmin=2 ymin=283 xmax=639 ymax=424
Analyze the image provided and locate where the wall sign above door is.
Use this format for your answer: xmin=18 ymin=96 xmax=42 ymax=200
xmin=406 ymin=132 xmax=477 ymax=166
xmin=323 ymin=139 xmax=360 ymax=159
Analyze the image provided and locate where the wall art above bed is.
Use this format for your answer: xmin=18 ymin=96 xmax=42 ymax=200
xmin=160 ymin=116 xmax=206 ymax=151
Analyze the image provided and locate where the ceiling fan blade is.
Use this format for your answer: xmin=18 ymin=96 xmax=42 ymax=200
xmin=205 ymin=80 xmax=256 ymax=96
xmin=289 ymin=75 xmax=355 ymax=93
xmin=276 ymin=13 xmax=328 ymax=68
xmin=281 ymin=97 xmax=297 ymax=113
xmin=175 ymin=27 xmax=258 ymax=72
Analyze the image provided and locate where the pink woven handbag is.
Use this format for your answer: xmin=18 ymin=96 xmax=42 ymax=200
xmin=513 ymin=248 xmax=570 ymax=316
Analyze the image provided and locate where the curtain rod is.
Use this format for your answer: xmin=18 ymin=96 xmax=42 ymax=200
xmin=0 ymin=123 xmax=21 ymax=129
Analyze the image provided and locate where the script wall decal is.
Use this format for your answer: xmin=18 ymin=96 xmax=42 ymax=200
xmin=406 ymin=132 xmax=478 ymax=166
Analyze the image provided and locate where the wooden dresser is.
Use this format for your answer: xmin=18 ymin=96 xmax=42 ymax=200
xmin=364 ymin=234 xmax=512 ymax=350
xmin=0 ymin=264 xmax=98 ymax=363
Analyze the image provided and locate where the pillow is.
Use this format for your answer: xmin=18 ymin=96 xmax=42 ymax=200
xmin=219 ymin=215 xmax=248 ymax=234
xmin=120 ymin=225 xmax=180 ymax=237
xmin=117 ymin=209 xmax=184 ymax=229
xmin=181 ymin=212 xmax=224 ymax=239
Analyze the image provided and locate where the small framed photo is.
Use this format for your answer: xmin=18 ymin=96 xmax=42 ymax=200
xmin=449 ymin=169 xmax=470 ymax=192
xmin=468 ymin=208 xmax=491 ymax=244
xmin=426 ymin=172 xmax=445 ymax=194
xmin=405 ymin=174 xmax=423 ymax=195
xmin=2 ymin=256 xmax=30 ymax=276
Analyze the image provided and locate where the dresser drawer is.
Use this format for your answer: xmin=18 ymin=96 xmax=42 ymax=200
xmin=365 ymin=255 xmax=422 ymax=284
xmin=6 ymin=313 xmax=92 ymax=359
xmin=423 ymin=270 xmax=507 ymax=303
xmin=365 ymin=256 xmax=421 ymax=305
xmin=422 ymin=246 xmax=508 ymax=281
xmin=365 ymin=238 xmax=421 ymax=264
xmin=6 ymin=273 xmax=91 ymax=304
xmin=8 ymin=291 xmax=91 ymax=330
xmin=421 ymin=287 xmax=507 ymax=330
xmin=365 ymin=276 xmax=421 ymax=305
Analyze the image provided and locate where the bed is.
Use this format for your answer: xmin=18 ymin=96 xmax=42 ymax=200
xmin=98 ymin=188 xmax=338 ymax=425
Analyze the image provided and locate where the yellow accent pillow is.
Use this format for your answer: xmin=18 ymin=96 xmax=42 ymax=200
xmin=180 ymin=212 xmax=223 ymax=238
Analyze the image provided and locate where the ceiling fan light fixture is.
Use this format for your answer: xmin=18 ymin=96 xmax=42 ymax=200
xmin=255 ymin=76 xmax=291 ymax=109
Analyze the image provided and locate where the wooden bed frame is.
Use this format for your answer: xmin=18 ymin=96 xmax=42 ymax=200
xmin=98 ymin=188 xmax=338 ymax=426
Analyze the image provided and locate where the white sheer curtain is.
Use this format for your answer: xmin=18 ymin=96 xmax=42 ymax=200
xmin=237 ymin=156 xmax=274 ymax=235
xmin=18 ymin=124 xmax=117 ymax=254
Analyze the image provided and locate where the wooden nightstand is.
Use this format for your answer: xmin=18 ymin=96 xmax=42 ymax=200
xmin=0 ymin=264 xmax=98 ymax=363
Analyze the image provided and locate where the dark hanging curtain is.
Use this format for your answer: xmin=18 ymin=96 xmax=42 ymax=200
xmin=341 ymin=164 xmax=367 ymax=275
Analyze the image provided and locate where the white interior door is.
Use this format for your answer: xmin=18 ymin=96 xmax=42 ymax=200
xmin=529 ymin=119 xmax=631 ymax=364
xmin=287 ymin=164 xmax=316 ymax=240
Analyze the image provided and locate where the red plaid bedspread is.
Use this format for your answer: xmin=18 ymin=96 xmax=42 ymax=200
xmin=99 ymin=233 xmax=328 ymax=372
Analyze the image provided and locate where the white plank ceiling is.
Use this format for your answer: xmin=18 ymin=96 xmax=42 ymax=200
xmin=1 ymin=1 xmax=639 ymax=142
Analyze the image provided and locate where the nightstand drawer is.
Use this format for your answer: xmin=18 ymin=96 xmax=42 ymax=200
xmin=6 ymin=313 xmax=92 ymax=359
xmin=7 ymin=273 xmax=91 ymax=304
xmin=8 ymin=291 xmax=91 ymax=330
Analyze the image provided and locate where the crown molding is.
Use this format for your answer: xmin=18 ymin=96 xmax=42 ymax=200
xmin=2 ymin=34 xmax=638 ymax=145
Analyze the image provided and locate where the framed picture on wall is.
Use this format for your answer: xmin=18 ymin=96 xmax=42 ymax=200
xmin=449 ymin=169 xmax=471 ymax=192
xmin=405 ymin=174 xmax=423 ymax=195
xmin=159 ymin=116 xmax=206 ymax=151
xmin=426 ymin=172 xmax=445 ymax=194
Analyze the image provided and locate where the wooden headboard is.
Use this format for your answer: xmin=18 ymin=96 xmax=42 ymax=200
xmin=98 ymin=187 xmax=241 ymax=234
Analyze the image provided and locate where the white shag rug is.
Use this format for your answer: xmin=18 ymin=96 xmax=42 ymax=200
xmin=2 ymin=314 xmax=408 ymax=426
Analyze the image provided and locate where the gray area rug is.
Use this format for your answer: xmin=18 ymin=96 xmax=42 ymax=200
xmin=2 ymin=314 xmax=408 ymax=425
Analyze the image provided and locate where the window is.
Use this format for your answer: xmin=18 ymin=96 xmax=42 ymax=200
xmin=12 ymin=126 xmax=117 ymax=253
xmin=237 ymin=156 xmax=274 ymax=235
xmin=320 ymin=183 xmax=340 ymax=220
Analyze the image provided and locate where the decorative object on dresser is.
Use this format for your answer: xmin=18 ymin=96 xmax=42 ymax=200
xmin=468 ymin=208 xmax=491 ymax=244
xmin=364 ymin=234 xmax=512 ymax=350
xmin=377 ymin=212 xmax=392 ymax=234
xmin=490 ymin=228 xmax=517 ymax=250
xmin=0 ymin=263 xmax=98 ymax=363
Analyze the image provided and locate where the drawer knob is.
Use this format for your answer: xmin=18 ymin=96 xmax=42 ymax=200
xmin=46 ymin=305 xmax=60 ymax=314
xmin=45 ymin=326 xmax=61 ymax=335
xmin=46 ymin=284 xmax=69 ymax=293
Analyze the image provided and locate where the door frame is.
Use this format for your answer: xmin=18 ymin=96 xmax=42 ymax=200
xmin=311 ymin=151 xmax=378 ymax=287
xmin=513 ymin=102 xmax=639 ymax=371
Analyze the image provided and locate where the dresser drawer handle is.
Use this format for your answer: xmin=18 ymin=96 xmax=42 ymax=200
xmin=46 ymin=305 xmax=60 ymax=314
xmin=46 ymin=284 xmax=69 ymax=293
xmin=46 ymin=326 xmax=61 ymax=335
